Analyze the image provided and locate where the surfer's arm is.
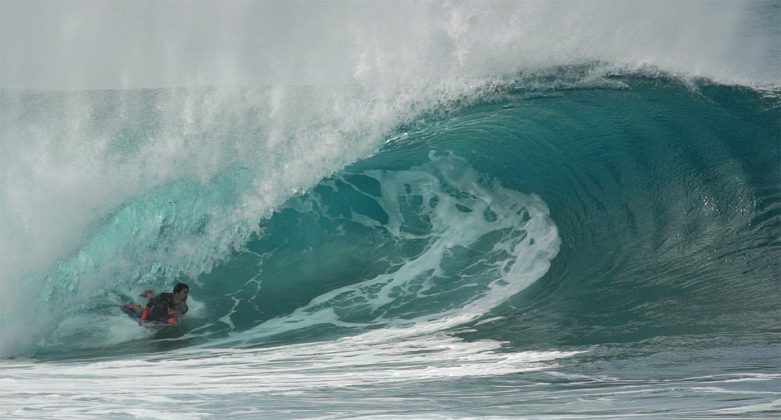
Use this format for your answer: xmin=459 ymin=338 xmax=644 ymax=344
xmin=123 ymin=303 xmax=143 ymax=314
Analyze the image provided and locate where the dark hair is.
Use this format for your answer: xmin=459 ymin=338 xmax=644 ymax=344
xmin=173 ymin=282 xmax=189 ymax=293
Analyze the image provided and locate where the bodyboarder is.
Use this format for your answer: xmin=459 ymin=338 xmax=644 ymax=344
xmin=123 ymin=282 xmax=189 ymax=326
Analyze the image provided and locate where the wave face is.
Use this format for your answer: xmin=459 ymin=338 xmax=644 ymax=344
xmin=2 ymin=71 xmax=779 ymax=410
xmin=0 ymin=1 xmax=779 ymax=418
xmin=5 ymin=72 xmax=777 ymax=355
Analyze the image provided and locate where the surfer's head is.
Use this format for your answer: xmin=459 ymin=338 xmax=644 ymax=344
xmin=173 ymin=282 xmax=190 ymax=302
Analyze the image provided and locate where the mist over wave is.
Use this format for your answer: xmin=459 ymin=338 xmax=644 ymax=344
xmin=1 ymin=0 xmax=778 ymax=90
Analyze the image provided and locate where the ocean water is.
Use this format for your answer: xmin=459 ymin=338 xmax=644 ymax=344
xmin=1 ymin=1 xmax=780 ymax=419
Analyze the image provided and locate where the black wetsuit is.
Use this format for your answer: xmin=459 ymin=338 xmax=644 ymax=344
xmin=141 ymin=292 xmax=188 ymax=324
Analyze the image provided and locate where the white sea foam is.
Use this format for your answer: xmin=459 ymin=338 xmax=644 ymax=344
xmin=0 ymin=335 xmax=581 ymax=419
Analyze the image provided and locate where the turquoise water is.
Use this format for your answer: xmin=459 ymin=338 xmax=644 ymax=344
xmin=1 ymin=2 xmax=780 ymax=419
xmin=2 ymin=71 xmax=778 ymax=418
